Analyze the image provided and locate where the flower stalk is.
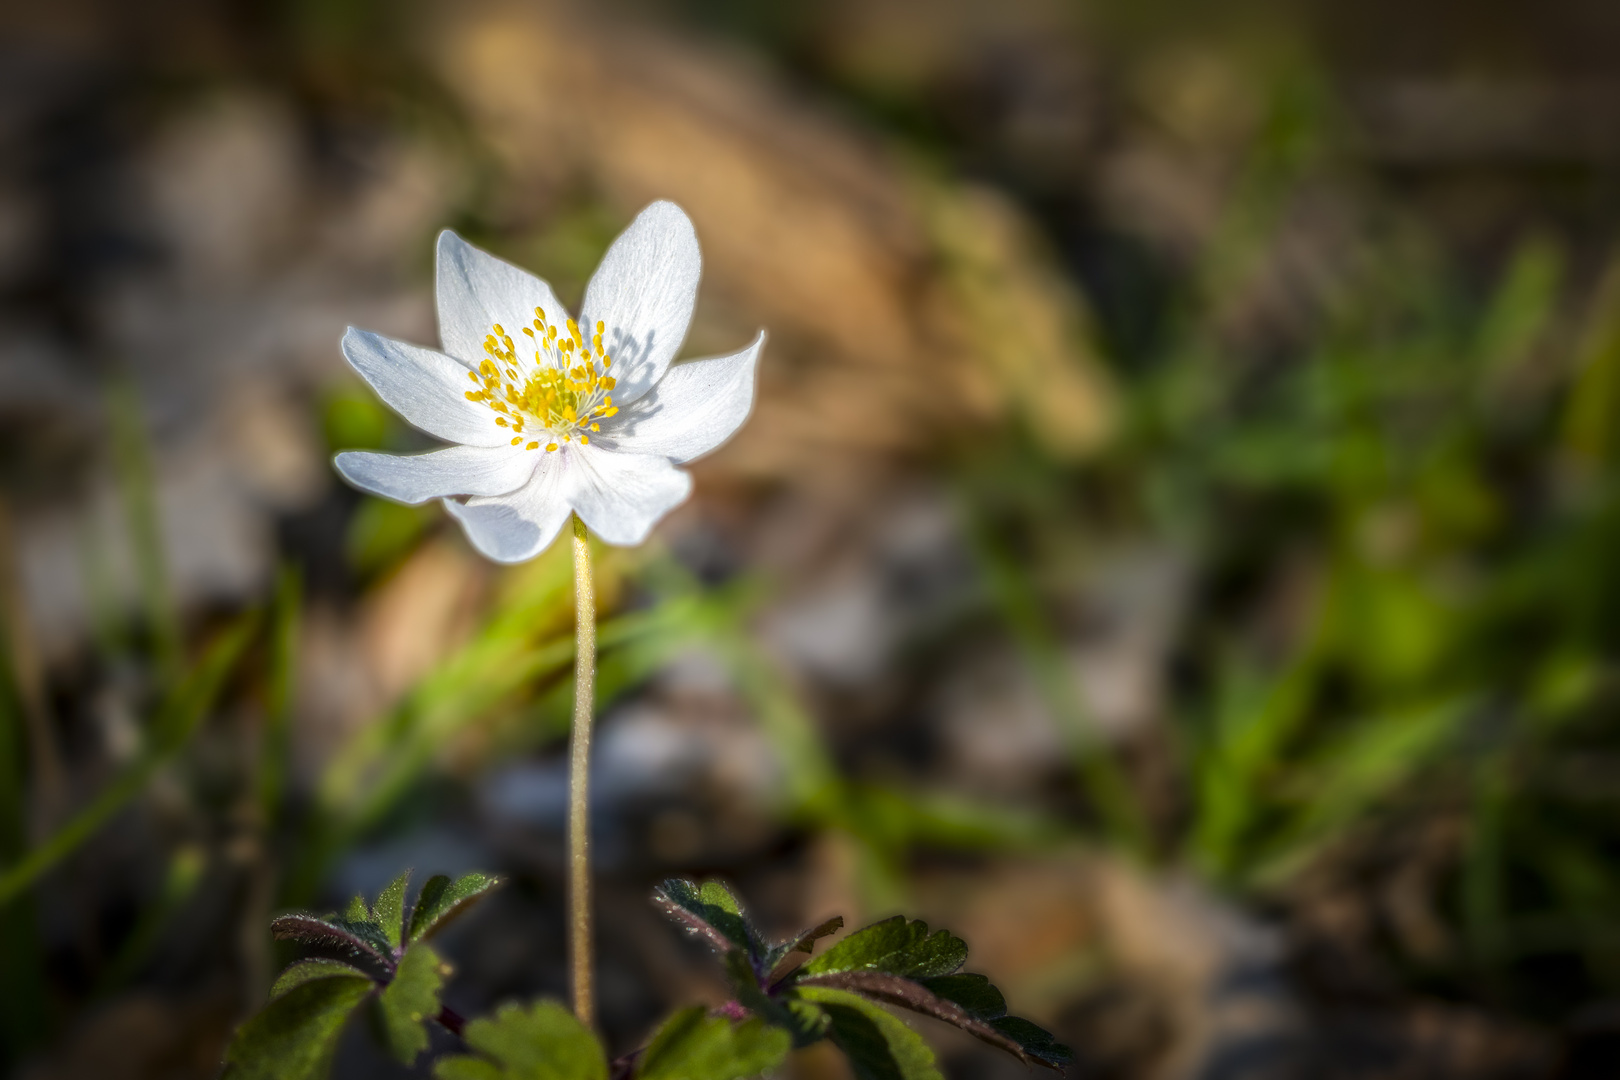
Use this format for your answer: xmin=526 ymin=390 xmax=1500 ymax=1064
xmin=568 ymin=513 xmax=597 ymax=1028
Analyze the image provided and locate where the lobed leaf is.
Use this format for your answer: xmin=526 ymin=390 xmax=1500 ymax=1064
xmin=222 ymin=973 xmax=372 ymax=1080
xmin=434 ymin=998 xmax=606 ymax=1080
xmin=270 ymin=959 xmax=372 ymax=998
xmin=270 ymin=914 xmax=392 ymax=976
xmin=793 ymin=986 xmax=941 ymax=1080
xmin=796 ymin=917 xmax=966 ymax=981
xmin=378 ymin=941 xmax=445 ymax=1064
xmin=634 ymin=1007 xmax=791 ymax=1080
xmin=652 ymin=879 xmax=765 ymax=964
xmin=802 ymin=971 xmax=1070 ymax=1069
xmin=373 ymin=870 xmax=411 ymax=950
xmin=409 ymin=872 xmax=501 ymax=943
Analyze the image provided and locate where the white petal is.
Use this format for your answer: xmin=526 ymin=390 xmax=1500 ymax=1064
xmin=342 ymin=327 xmax=508 ymax=447
xmin=606 ymin=332 xmax=763 ymax=463
xmin=443 ymin=451 xmax=573 ymax=564
xmin=565 ymin=443 xmax=693 ymax=546
xmin=580 ymin=201 xmax=701 ymax=406
xmin=334 ymin=445 xmax=536 ymax=505
xmin=436 ymin=230 xmax=570 ymax=366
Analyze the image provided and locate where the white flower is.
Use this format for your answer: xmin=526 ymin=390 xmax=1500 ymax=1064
xmin=333 ymin=201 xmax=763 ymax=562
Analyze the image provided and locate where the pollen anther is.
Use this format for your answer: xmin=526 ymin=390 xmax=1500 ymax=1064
xmin=468 ymin=317 xmax=623 ymax=448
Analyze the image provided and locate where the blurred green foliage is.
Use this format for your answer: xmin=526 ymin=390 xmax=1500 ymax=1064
xmin=951 ymin=52 xmax=1620 ymax=1019
xmin=9 ymin=8 xmax=1620 ymax=1068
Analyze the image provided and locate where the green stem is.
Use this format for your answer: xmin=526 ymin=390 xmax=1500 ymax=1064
xmin=568 ymin=514 xmax=596 ymax=1028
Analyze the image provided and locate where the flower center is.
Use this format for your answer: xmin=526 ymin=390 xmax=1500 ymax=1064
xmin=463 ymin=308 xmax=620 ymax=452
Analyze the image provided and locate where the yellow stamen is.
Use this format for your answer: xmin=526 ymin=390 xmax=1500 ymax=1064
xmin=463 ymin=319 xmax=624 ymax=450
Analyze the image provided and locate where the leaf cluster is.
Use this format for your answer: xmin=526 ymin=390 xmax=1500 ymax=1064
xmin=223 ymin=869 xmax=497 ymax=1077
xmin=651 ymin=877 xmax=1071 ymax=1078
xmin=224 ymin=872 xmax=1068 ymax=1080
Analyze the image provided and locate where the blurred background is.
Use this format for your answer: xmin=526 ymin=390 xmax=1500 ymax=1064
xmin=5 ymin=0 xmax=1620 ymax=1076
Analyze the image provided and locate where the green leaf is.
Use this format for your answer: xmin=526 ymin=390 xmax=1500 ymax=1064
xmin=409 ymin=872 xmax=501 ymax=943
xmin=343 ymin=895 xmax=370 ymax=922
xmin=374 ymin=870 xmax=411 ymax=950
xmin=921 ymin=974 xmax=1072 ymax=1067
xmin=765 ymin=915 xmax=844 ymax=971
xmin=984 ymin=1016 xmax=1073 ymax=1069
xmin=652 ymin=879 xmax=765 ymax=964
xmin=333 ymin=917 xmax=395 ymax=958
xmin=378 ymin=941 xmax=445 ymax=1064
xmin=801 ymin=971 xmax=1070 ymax=1070
xmin=635 ymin=1007 xmax=790 ymax=1080
xmin=721 ymin=951 xmax=823 ymax=1047
xmin=271 ymin=959 xmax=373 ymax=998
xmin=270 ymin=914 xmax=393 ymax=975
xmin=434 ymin=999 xmax=606 ymax=1080
xmin=916 ymin=973 xmax=1003 ymax=1018
xmin=222 ymin=973 xmax=372 ymax=1080
xmin=796 ymin=917 xmax=966 ymax=981
xmin=794 ymin=987 xmax=941 ymax=1080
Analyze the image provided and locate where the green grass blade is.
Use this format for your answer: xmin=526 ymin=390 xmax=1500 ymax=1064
xmin=960 ymin=500 xmax=1150 ymax=856
xmin=107 ymin=379 xmax=182 ymax=678
xmin=0 ymin=615 xmax=256 ymax=905
xmin=0 ymin=563 xmax=47 ymax=1056
xmin=258 ymin=566 xmax=301 ymax=828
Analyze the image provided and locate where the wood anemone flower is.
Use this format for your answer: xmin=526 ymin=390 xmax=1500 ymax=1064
xmin=334 ymin=200 xmax=763 ymax=560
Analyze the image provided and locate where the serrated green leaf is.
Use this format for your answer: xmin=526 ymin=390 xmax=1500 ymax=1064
xmin=343 ymin=894 xmax=370 ymax=922
xmin=635 ymin=1007 xmax=790 ymax=1080
xmin=271 ymin=959 xmax=373 ymax=998
xmin=378 ymin=941 xmax=444 ymax=1064
xmin=804 ymin=970 xmax=1070 ymax=1070
xmin=797 ymin=917 xmax=965 ymax=981
xmin=652 ymin=879 xmax=765 ymax=965
xmin=222 ymin=973 xmax=372 ymax=1080
xmin=409 ymin=872 xmax=501 ymax=943
xmin=794 ymin=987 xmax=941 ymax=1080
xmin=923 ymin=976 xmax=1070 ymax=1069
xmin=374 ymin=870 xmax=411 ymax=950
xmin=905 ymin=975 xmax=1075 ymax=1069
xmin=433 ymin=998 xmax=606 ymax=1080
